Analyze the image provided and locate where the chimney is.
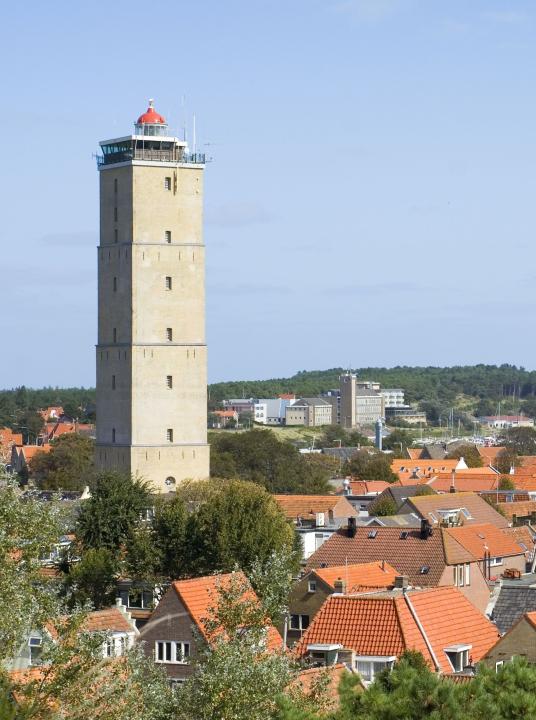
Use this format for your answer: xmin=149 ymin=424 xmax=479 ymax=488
xmin=394 ymin=575 xmax=408 ymax=589
xmin=420 ymin=518 xmax=431 ymax=539
xmin=333 ymin=578 xmax=346 ymax=594
xmin=450 ymin=470 xmax=456 ymax=493
xmin=347 ymin=516 xmax=357 ymax=538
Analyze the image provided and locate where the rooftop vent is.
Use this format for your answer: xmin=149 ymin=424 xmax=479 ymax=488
xmin=419 ymin=565 xmax=430 ymax=575
xmin=400 ymin=531 xmax=409 ymax=540
xmin=368 ymin=530 xmax=378 ymax=539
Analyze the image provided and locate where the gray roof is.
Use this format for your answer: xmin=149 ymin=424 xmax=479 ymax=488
xmin=420 ymin=444 xmax=447 ymax=460
xmin=355 ymin=388 xmax=381 ymax=397
xmin=295 ymin=397 xmax=330 ymax=407
xmin=384 ymin=485 xmax=437 ymax=509
xmin=491 ymin=583 xmax=536 ymax=634
xmin=322 ymin=447 xmax=359 ymax=462
xmin=369 ymin=514 xmax=422 ymax=528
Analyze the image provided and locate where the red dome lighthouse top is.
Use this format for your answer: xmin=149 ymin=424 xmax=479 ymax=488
xmin=136 ymin=99 xmax=166 ymax=125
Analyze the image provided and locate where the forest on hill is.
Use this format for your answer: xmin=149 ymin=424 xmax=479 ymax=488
xmin=2 ymin=365 xmax=536 ymax=428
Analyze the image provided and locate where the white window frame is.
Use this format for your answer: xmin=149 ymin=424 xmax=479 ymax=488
xmin=495 ymin=660 xmax=504 ymax=672
xmin=307 ymin=580 xmax=317 ymax=593
xmin=489 ymin=557 xmax=504 ymax=567
xmin=289 ymin=614 xmax=310 ymax=631
xmin=155 ymin=640 xmax=190 ymax=664
xmin=464 ymin=563 xmax=471 ymax=586
xmin=354 ymin=655 xmax=396 ymax=684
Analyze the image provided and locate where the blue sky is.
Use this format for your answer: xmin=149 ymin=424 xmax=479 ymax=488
xmin=1 ymin=0 xmax=536 ymax=388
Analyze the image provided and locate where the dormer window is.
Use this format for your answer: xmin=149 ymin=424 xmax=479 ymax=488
xmin=354 ymin=656 xmax=396 ymax=684
xmin=444 ymin=644 xmax=471 ymax=673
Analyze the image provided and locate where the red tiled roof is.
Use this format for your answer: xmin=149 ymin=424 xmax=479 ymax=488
xmin=344 ymin=481 xmax=391 ymax=495
xmin=297 ymin=587 xmax=498 ymax=673
xmin=429 ymin=475 xmax=499 ymax=493
xmin=292 ymin=664 xmax=353 ymax=708
xmin=273 ymin=494 xmax=356 ymax=520
xmin=83 ymin=606 xmax=135 ymax=633
xmin=312 ymin=561 xmax=399 ymax=592
xmin=502 ymin=526 xmax=536 ymax=556
xmin=496 ymin=500 xmax=536 ymax=520
xmin=23 ymin=444 xmax=52 ymax=460
xmin=406 ymin=492 xmax=509 ymax=529
xmin=478 ymin=447 xmax=506 ymax=463
xmin=172 ymin=572 xmax=282 ymax=651
xmin=306 ymin=526 xmax=474 ymax=587
xmin=443 ymin=523 xmax=524 ymax=561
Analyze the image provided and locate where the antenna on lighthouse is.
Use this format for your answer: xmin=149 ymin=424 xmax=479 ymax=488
xmin=192 ymin=114 xmax=197 ymax=155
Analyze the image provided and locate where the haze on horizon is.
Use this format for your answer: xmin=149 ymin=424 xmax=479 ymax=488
xmin=1 ymin=0 xmax=535 ymax=389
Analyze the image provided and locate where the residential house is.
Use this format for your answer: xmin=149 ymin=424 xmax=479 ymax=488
xmin=222 ymin=398 xmax=256 ymax=414
xmin=478 ymin=446 xmax=506 ymax=465
xmin=306 ymin=523 xmax=492 ymax=612
xmin=496 ymin=500 xmax=536 ymax=526
xmin=285 ymin=398 xmax=333 ymax=427
xmin=286 ymin=561 xmax=399 ymax=646
xmin=502 ymin=525 xmax=536 ymax=568
xmin=483 ymin=611 xmax=536 ymax=671
xmin=399 ymin=492 xmax=509 ymax=530
xmin=368 ymin=484 xmax=438 ymax=514
xmin=274 ymin=494 xmax=358 ymax=559
xmin=490 ymin=581 xmax=536 ymax=634
xmin=7 ymin=602 xmax=138 ymax=672
xmin=210 ymin=410 xmax=238 ymax=428
xmin=117 ymin=579 xmax=158 ymax=628
xmin=38 ymin=406 xmax=64 ymax=422
xmin=337 ymin=479 xmax=392 ymax=515
xmin=443 ymin=523 xmax=528 ymax=579
xmin=0 ymin=427 xmax=23 ymax=464
xmin=42 ymin=422 xmax=95 ymax=443
xmin=138 ymin=572 xmax=282 ymax=685
xmin=296 ymin=587 xmax=499 ymax=681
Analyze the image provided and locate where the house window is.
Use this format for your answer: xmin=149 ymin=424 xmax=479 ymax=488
xmin=289 ymin=614 xmax=309 ymax=631
xmin=166 ymin=375 xmax=173 ymax=389
xmin=489 ymin=557 xmax=504 ymax=567
xmin=457 ymin=564 xmax=464 ymax=587
xmin=165 ymin=276 xmax=172 ymax=290
xmin=444 ymin=645 xmax=471 ymax=673
xmin=128 ymin=589 xmax=153 ymax=609
xmin=308 ymin=581 xmax=317 ymax=593
xmin=354 ymin=657 xmax=395 ymax=683
xmin=166 ymin=328 xmax=173 ymax=342
xmin=114 ymin=228 xmax=118 ymax=244
xmin=113 ymin=277 xmax=117 ymax=292
xmin=112 ymin=375 xmax=116 ymax=390
xmin=113 ymin=328 xmax=117 ymax=343
xmin=465 ymin=564 xmax=471 ymax=586
xmin=165 ymin=230 xmax=171 ymax=243
xmin=164 ymin=177 xmax=171 ymax=190
xmin=166 ymin=429 xmax=173 ymax=442
xmin=28 ymin=636 xmax=43 ymax=666
xmin=155 ymin=641 xmax=190 ymax=664
xmin=112 ymin=428 xmax=116 ymax=443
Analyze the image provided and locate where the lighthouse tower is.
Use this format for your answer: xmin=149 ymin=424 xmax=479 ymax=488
xmin=95 ymin=101 xmax=209 ymax=491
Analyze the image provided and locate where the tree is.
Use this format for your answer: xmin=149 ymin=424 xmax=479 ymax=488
xmin=367 ymin=495 xmax=397 ymax=517
xmin=0 ymin=472 xmax=175 ymax=719
xmin=30 ymin=433 xmax=95 ymax=491
xmin=446 ymin=444 xmax=483 ymax=468
xmin=496 ymin=448 xmax=520 ymax=475
xmin=498 ymin=475 xmax=515 ymax=491
xmin=344 ymin=450 xmax=398 ymax=483
xmin=182 ymin=480 xmax=298 ymax=577
xmin=209 ymin=429 xmax=331 ymax=494
xmin=504 ymin=427 xmax=536 ymax=455
xmin=62 ymin=547 xmax=118 ymax=610
xmin=76 ymin=472 xmax=150 ymax=552
xmin=383 ymin=429 xmax=414 ymax=457
xmin=177 ymin=572 xmax=293 ymax=720
xmin=13 ymin=408 xmax=45 ymax=445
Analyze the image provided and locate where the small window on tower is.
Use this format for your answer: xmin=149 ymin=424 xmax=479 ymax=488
xmin=165 ymin=276 xmax=172 ymax=290
xmin=166 ymin=375 xmax=173 ymax=389
xmin=113 ymin=277 xmax=117 ymax=292
xmin=113 ymin=328 xmax=117 ymax=343
xmin=114 ymin=229 xmax=118 ymax=244
xmin=166 ymin=328 xmax=173 ymax=342
xmin=112 ymin=375 xmax=116 ymax=390
xmin=164 ymin=177 xmax=171 ymax=191
xmin=112 ymin=428 xmax=116 ymax=443
xmin=165 ymin=230 xmax=171 ymax=243
xmin=166 ymin=429 xmax=173 ymax=442
xmin=114 ymin=207 xmax=118 ymax=222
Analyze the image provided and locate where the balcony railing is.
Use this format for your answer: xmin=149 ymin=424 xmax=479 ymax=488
xmin=96 ymin=150 xmax=207 ymax=168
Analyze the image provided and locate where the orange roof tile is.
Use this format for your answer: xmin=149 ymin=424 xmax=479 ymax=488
xmin=496 ymin=500 xmax=536 ymax=520
xmin=312 ymin=561 xmax=399 ymax=592
xmin=443 ymin=524 xmax=524 ymax=561
xmin=83 ymin=606 xmax=135 ymax=633
xmin=406 ymin=448 xmax=423 ymax=460
xmin=273 ymin=494 xmax=356 ymax=520
xmin=172 ymin=572 xmax=282 ymax=651
xmin=478 ymin=447 xmax=506 ymax=463
xmin=23 ymin=444 xmax=52 ymax=460
xmin=502 ymin=525 xmax=536 ymax=556
xmin=429 ymin=475 xmax=499 ymax=493
xmin=292 ymin=664 xmax=353 ymax=708
xmin=406 ymin=492 xmax=509 ymax=529
xmin=297 ymin=587 xmax=498 ymax=673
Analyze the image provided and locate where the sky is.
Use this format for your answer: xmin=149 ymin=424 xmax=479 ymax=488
xmin=1 ymin=0 xmax=536 ymax=388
